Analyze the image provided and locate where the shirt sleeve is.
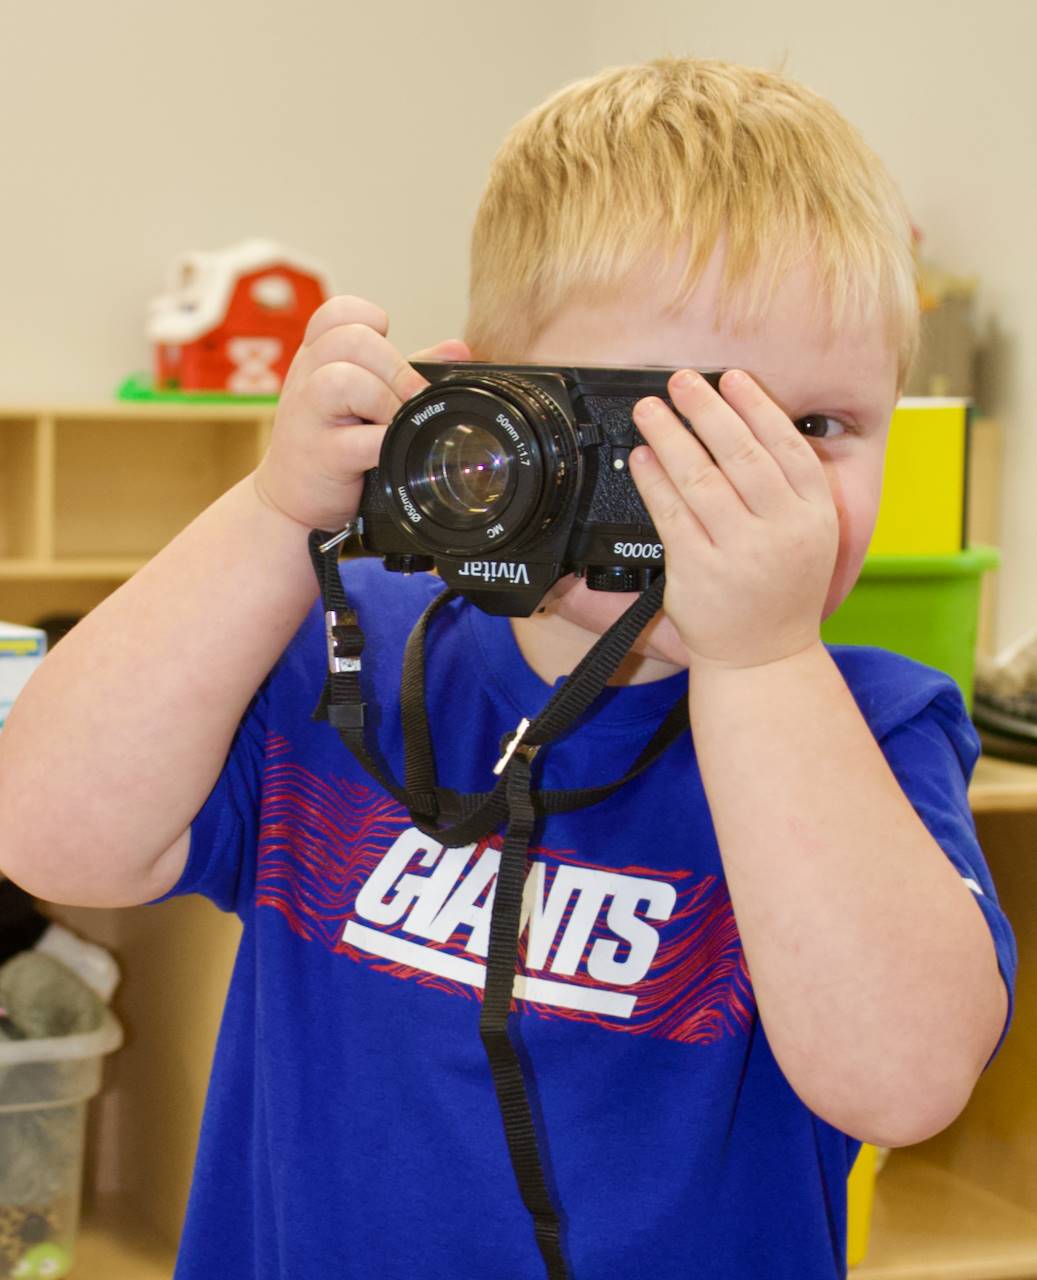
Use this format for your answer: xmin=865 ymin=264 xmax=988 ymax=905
xmin=147 ymin=682 xmax=270 ymax=916
xmin=877 ymin=680 xmax=1017 ymax=1061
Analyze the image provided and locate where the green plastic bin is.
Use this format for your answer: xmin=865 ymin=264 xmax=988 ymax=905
xmin=820 ymin=546 xmax=1000 ymax=710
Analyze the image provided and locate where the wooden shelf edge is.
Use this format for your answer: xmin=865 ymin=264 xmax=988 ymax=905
xmin=0 ymin=403 xmax=275 ymax=422
xmin=970 ymin=755 xmax=1037 ymax=814
xmin=0 ymin=558 xmax=146 ymax=581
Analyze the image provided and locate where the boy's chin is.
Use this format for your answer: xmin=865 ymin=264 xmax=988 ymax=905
xmin=538 ymin=574 xmax=692 ymax=671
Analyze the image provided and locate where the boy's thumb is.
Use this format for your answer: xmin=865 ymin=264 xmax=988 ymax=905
xmin=409 ymin=338 xmax=472 ymax=364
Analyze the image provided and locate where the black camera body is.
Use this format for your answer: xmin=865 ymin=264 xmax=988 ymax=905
xmin=358 ymin=361 xmax=724 ymax=616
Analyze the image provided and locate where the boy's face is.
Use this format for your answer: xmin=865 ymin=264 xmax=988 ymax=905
xmin=514 ymin=243 xmax=901 ymax=673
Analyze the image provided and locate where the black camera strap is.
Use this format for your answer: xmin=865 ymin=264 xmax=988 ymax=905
xmin=309 ymin=531 xmax=689 ymax=1280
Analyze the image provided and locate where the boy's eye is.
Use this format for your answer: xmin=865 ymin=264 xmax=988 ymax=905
xmin=794 ymin=414 xmax=847 ymax=440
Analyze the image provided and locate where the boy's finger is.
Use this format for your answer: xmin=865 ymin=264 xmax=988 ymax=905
xmin=718 ymin=370 xmax=831 ymax=505
xmin=666 ymin=370 xmax=793 ymax=517
xmin=408 ymin=338 xmax=473 ymax=365
xmin=307 ymin=362 xmax=403 ymax=427
xmin=632 ymin=397 xmax=746 ymax=543
xmin=303 ymin=295 xmax=390 ymax=347
xmin=402 ymin=339 xmax=473 ymax=396
xmin=305 ymin=324 xmax=426 ymax=403
xmin=629 ymin=443 xmax=711 ymax=550
xmin=328 ymin=422 xmax=389 ymax=476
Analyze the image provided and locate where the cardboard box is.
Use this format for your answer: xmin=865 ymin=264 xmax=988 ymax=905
xmin=0 ymin=621 xmax=46 ymax=731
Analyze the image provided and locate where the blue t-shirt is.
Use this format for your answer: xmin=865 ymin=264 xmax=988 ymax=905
xmin=160 ymin=558 xmax=1016 ymax=1280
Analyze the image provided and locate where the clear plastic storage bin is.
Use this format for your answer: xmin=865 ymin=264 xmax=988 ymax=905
xmin=0 ymin=1010 xmax=122 ymax=1279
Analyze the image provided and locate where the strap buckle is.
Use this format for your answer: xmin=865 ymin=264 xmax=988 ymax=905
xmin=325 ymin=609 xmax=362 ymax=674
xmin=493 ymin=717 xmax=539 ymax=775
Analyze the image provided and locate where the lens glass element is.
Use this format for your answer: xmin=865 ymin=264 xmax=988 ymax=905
xmin=421 ymin=422 xmax=510 ymax=518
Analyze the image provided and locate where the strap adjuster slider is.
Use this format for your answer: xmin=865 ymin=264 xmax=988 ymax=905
xmin=325 ymin=609 xmax=362 ymax=674
xmin=493 ymin=717 xmax=538 ymax=775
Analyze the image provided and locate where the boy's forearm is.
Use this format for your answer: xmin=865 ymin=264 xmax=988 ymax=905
xmin=688 ymin=641 xmax=1006 ymax=1147
xmin=0 ymin=475 xmax=319 ymax=905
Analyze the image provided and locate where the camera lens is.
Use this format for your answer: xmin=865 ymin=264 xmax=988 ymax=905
xmin=380 ymin=372 xmax=580 ymax=556
xmin=421 ymin=422 xmax=510 ymax=518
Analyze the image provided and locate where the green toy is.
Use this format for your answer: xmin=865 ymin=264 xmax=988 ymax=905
xmin=12 ymin=1242 xmax=71 ymax=1278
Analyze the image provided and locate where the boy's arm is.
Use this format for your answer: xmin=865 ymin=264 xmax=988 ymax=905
xmin=687 ymin=643 xmax=1005 ymax=1148
xmin=0 ymin=479 xmax=318 ymax=907
xmin=0 ymin=298 xmax=470 ymax=908
xmin=629 ymin=368 xmax=1007 ymax=1147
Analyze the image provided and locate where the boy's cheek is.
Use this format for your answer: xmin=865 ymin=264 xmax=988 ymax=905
xmin=819 ymin=452 xmax=886 ymax=620
xmin=541 ymin=574 xmax=639 ymax=635
xmin=822 ymin=563 xmax=858 ymax=621
xmin=626 ymin=610 xmax=691 ymax=668
xmin=822 ymin=500 xmax=879 ymax=620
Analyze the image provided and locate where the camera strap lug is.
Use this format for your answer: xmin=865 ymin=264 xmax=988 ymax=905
xmin=575 ymin=418 xmax=604 ymax=448
xmin=318 ymin=521 xmax=359 ymax=555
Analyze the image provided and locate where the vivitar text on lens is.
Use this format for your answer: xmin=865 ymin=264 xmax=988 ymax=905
xmin=410 ymin=401 xmax=447 ymax=426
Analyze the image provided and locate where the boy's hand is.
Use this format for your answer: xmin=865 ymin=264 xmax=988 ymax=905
xmin=630 ymin=369 xmax=838 ymax=671
xmin=253 ymin=295 xmax=471 ymax=531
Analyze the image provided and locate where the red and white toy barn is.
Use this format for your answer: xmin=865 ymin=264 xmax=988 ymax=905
xmin=147 ymin=238 xmax=332 ymax=394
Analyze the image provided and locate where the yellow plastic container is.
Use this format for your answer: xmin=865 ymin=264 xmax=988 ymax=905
xmin=847 ymin=1142 xmax=879 ymax=1267
xmin=868 ymin=398 xmax=969 ymax=556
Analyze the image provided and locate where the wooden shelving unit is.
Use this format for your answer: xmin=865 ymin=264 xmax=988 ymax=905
xmin=0 ymin=401 xmax=271 ymax=1276
xmin=858 ymin=1154 xmax=1037 ymax=1280
xmin=0 ymin=402 xmax=274 ymax=626
xmin=1 ymin=403 xmax=1032 ymax=1278
xmin=73 ymin=1198 xmax=175 ymax=1279
xmin=970 ymin=756 xmax=1037 ymax=813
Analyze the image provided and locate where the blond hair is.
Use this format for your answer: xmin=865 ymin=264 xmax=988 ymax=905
xmin=466 ymin=57 xmax=919 ymax=386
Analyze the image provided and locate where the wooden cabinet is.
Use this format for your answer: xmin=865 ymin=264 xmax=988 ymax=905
xmin=0 ymin=403 xmax=1032 ymax=1277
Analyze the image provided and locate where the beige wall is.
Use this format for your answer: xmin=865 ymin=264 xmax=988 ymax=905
xmin=1 ymin=0 xmax=1033 ymax=644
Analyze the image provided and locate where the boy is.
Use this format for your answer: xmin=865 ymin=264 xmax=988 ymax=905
xmin=0 ymin=56 xmax=1015 ymax=1279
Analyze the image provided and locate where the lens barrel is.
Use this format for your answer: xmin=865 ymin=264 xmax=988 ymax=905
xmin=378 ymin=373 xmax=579 ymax=557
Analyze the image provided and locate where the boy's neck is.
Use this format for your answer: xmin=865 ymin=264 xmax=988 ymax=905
xmin=510 ymin=610 xmax=683 ymax=687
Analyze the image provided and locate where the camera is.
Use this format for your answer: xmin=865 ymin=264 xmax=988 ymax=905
xmin=357 ymin=361 xmax=725 ymax=616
